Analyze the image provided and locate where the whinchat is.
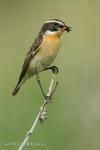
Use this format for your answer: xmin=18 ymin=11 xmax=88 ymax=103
xmin=12 ymin=19 xmax=71 ymax=97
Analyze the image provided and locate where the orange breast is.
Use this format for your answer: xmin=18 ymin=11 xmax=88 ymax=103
xmin=43 ymin=34 xmax=60 ymax=42
xmin=41 ymin=34 xmax=61 ymax=55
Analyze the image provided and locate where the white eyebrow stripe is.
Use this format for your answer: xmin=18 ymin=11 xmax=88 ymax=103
xmin=46 ymin=20 xmax=64 ymax=26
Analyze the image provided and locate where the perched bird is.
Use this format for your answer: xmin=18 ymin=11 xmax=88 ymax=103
xmin=12 ymin=19 xmax=71 ymax=97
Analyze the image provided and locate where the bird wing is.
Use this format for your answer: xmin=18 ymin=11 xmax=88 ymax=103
xmin=18 ymin=34 xmax=43 ymax=83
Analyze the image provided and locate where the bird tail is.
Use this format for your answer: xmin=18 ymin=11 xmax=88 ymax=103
xmin=12 ymin=76 xmax=26 ymax=96
xmin=12 ymin=82 xmax=21 ymax=96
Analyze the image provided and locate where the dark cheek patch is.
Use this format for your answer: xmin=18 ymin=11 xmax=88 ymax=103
xmin=47 ymin=23 xmax=58 ymax=31
xmin=41 ymin=22 xmax=63 ymax=32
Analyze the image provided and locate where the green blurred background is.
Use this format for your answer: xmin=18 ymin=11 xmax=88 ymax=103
xmin=0 ymin=0 xmax=100 ymax=150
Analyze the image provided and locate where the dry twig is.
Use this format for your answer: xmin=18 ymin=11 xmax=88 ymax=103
xmin=18 ymin=72 xmax=58 ymax=150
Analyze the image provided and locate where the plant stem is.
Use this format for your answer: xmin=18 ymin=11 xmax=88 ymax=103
xmin=18 ymin=73 xmax=58 ymax=150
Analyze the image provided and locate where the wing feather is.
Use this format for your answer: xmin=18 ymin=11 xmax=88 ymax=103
xmin=18 ymin=34 xmax=43 ymax=83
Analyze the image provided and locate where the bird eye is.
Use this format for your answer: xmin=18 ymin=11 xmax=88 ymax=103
xmin=54 ymin=23 xmax=58 ymax=26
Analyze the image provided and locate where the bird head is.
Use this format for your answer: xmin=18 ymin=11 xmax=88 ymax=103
xmin=40 ymin=19 xmax=72 ymax=37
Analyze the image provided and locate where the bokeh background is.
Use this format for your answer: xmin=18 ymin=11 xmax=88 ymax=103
xmin=0 ymin=0 xmax=100 ymax=150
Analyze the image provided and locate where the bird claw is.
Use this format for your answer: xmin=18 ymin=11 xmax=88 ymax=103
xmin=44 ymin=95 xmax=51 ymax=102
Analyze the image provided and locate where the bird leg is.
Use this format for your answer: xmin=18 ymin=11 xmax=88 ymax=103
xmin=36 ymin=74 xmax=46 ymax=99
xmin=44 ymin=65 xmax=59 ymax=74
xmin=44 ymin=66 xmax=59 ymax=101
xmin=36 ymin=66 xmax=59 ymax=102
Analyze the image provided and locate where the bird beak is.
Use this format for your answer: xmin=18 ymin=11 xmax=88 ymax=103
xmin=63 ymin=25 xmax=72 ymax=32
